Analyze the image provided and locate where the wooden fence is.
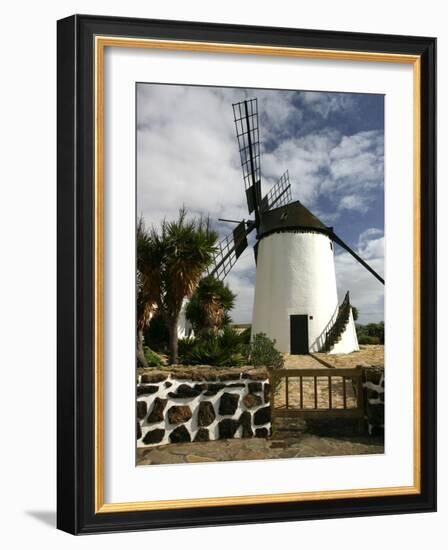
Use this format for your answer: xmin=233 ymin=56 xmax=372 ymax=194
xmin=269 ymin=366 xmax=365 ymax=420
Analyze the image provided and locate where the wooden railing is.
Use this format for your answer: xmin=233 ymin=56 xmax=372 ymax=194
xmin=269 ymin=366 xmax=365 ymax=420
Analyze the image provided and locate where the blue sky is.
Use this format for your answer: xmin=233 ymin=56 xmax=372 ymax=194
xmin=137 ymin=84 xmax=384 ymax=325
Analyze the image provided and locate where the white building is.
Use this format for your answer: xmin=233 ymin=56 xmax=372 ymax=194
xmin=251 ymin=202 xmax=359 ymax=355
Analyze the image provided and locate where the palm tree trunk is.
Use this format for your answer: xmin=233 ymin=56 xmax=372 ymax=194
xmin=136 ymin=327 xmax=148 ymax=368
xmin=168 ymin=317 xmax=179 ymax=365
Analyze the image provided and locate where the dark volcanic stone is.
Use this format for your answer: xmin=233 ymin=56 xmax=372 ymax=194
xmin=367 ymin=388 xmax=379 ymax=400
xmin=164 ymin=381 xmax=172 ymax=388
xmin=248 ymin=382 xmax=263 ymax=393
xmin=142 ymin=428 xmax=165 ymax=444
xmin=136 ymin=400 xmax=147 ymax=420
xmin=170 ymin=425 xmax=191 ymax=443
xmin=243 ymin=393 xmax=262 ymax=409
xmin=193 ymin=383 xmax=208 ymax=392
xmin=136 ymin=421 xmax=142 ymax=440
xmin=137 ymin=385 xmax=159 ymax=396
xmin=370 ymin=425 xmax=385 ymax=437
xmin=167 ymin=405 xmax=192 ymax=424
xmin=254 ymin=406 xmax=271 ymax=425
xmin=204 ymin=383 xmax=226 ymax=396
xmin=264 ymin=383 xmax=271 ymax=403
xmin=255 ymin=427 xmax=269 ymax=438
xmin=363 ymin=366 xmax=384 ymax=386
xmin=141 ymin=373 xmax=167 ymax=383
xmin=147 ymin=397 xmax=167 ymax=423
xmin=218 ymin=418 xmax=240 ymax=439
xmin=217 ymin=372 xmax=241 ymax=381
xmin=219 ymin=392 xmax=240 ymax=415
xmin=366 ymin=402 xmax=384 ymax=426
xmin=168 ymin=384 xmax=202 ymax=398
xmin=239 ymin=411 xmax=253 ymax=438
xmin=194 ymin=428 xmax=210 ymax=442
xmin=172 ymin=371 xmax=217 ymax=381
xmin=227 ymin=383 xmax=245 ymax=388
xmin=197 ymin=401 xmax=216 ymax=427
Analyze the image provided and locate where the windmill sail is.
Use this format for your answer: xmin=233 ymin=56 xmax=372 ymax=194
xmin=261 ymin=170 xmax=293 ymax=212
xmin=332 ymin=232 xmax=385 ymax=285
xmin=207 ymin=221 xmax=250 ymax=281
xmin=232 ymin=99 xmax=261 ymax=218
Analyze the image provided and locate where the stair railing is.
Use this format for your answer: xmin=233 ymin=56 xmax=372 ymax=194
xmin=323 ymin=291 xmax=351 ymax=352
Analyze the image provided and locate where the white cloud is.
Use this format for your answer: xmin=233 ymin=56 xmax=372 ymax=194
xmin=335 ymin=229 xmax=384 ymax=324
xmin=301 ymin=91 xmax=356 ymax=119
xmin=338 ymin=194 xmax=369 ymax=213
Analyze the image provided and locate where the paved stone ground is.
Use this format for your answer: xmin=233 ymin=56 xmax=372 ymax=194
xmin=137 ymin=433 xmax=384 ymax=465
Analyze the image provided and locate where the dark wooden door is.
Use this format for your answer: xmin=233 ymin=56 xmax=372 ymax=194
xmin=290 ymin=315 xmax=309 ymax=355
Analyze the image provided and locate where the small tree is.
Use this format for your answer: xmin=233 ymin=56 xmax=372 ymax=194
xmin=150 ymin=208 xmax=218 ymax=364
xmin=351 ymin=306 xmax=359 ymax=322
xmin=186 ymin=275 xmax=236 ymax=334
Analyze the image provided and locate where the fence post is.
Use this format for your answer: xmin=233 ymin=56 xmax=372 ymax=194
xmin=356 ymin=365 xmax=366 ymax=434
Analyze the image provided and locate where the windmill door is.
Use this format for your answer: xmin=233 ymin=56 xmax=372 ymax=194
xmin=290 ymin=315 xmax=309 ymax=355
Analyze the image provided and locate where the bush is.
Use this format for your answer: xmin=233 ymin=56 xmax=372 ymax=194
xmin=249 ymin=333 xmax=284 ymax=370
xmin=143 ymin=346 xmax=163 ymax=367
xmin=178 ymin=327 xmax=248 ymax=367
xmin=358 ymin=335 xmax=381 ymax=345
xmin=356 ymin=321 xmax=384 ymax=345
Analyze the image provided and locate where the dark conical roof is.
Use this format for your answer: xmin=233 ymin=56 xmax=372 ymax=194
xmin=257 ymin=201 xmax=331 ymax=239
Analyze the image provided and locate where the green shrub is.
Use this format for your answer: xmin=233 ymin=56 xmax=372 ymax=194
xmin=356 ymin=321 xmax=384 ymax=345
xmin=358 ymin=335 xmax=381 ymax=345
xmin=143 ymin=346 xmax=163 ymax=367
xmin=249 ymin=333 xmax=284 ymax=370
xmin=178 ymin=327 xmax=248 ymax=367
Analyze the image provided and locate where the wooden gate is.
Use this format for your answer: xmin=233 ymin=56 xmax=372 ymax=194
xmin=269 ymin=366 xmax=365 ymax=421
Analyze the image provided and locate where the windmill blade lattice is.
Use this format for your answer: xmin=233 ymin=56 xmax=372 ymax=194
xmin=207 ymin=221 xmax=250 ymax=281
xmin=233 ymin=99 xmax=261 ymax=216
xmin=261 ymin=170 xmax=292 ymax=212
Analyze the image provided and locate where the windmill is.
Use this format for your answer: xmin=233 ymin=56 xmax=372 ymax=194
xmin=207 ymin=98 xmax=384 ymax=355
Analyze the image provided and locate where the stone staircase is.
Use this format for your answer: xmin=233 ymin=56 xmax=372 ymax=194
xmin=321 ymin=291 xmax=351 ymax=352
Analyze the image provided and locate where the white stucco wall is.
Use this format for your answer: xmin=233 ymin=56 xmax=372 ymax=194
xmin=146 ymin=299 xmax=193 ymax=340
xmin=330 ymin=308 xmax=360 ymax=354
xmin=252 ymin=231 xmax=340 ymax=353
xmin=177 ymin=299 xmax=193 ymax=339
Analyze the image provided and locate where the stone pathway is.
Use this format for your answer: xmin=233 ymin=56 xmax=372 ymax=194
xmin=137 ymin=433 xmax=384 ymax=465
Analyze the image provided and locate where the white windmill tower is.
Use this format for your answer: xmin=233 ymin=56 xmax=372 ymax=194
xmin=207 ymin=99 xmax=384 ymax=355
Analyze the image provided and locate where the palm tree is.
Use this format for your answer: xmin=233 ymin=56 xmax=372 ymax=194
xmin=186 ymin=275 xmax=236 ymax=335
xmin=138 ymin=208 xmax=218 ymax=365
xmin=136 ymin=218 xmax=160 ymax=367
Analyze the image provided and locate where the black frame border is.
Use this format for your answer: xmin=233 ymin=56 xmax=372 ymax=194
xmin=57 ymin=14 xmax=436 ymax=535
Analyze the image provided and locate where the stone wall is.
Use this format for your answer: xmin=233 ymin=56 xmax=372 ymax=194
xmin=137 ymin=367 xmax=271 ymax=447
xmin=360 ymin=365 xmax=385 ymax=435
